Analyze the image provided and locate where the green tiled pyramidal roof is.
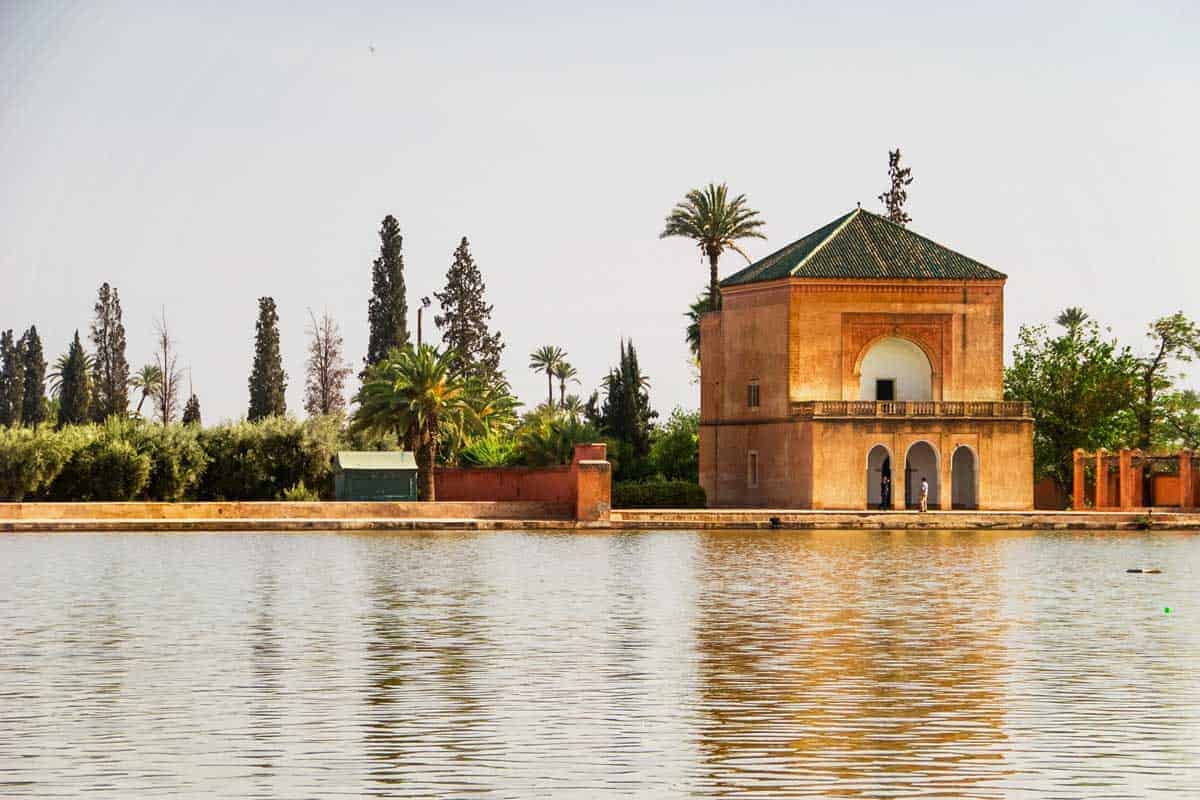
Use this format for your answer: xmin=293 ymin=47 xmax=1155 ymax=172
xmin=721 ymin=208 xmax=1006 ymax=286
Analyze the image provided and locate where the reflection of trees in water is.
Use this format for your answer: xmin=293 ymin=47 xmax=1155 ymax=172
xmin=245 ymin=550 xmax=283 ymax=788
xmin=693 ymin=531 xmax=1014 ymax=797
xmin=361 ymin=535 xmax=494 ymax=794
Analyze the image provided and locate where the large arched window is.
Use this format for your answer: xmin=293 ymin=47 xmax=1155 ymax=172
xmin=858 ymin=337 xmax=932 ymax=401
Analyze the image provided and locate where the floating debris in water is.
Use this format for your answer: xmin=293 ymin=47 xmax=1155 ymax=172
xmin=1125 ymin=568 xmax=1162 ymax=574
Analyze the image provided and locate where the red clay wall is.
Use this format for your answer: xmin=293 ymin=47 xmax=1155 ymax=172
xmin=435 ymin=443 xmax=611 ymax=521
xmin=435 ymin=467 xmax=574 ymax=503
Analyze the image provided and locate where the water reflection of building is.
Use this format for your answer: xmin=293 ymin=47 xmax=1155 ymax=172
xmin=693 ymin=530 xmax=1014 ymax=795
xmin=699 ymin=208 xmax=1034 ymax=510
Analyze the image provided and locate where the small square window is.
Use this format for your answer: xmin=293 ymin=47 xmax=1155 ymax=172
xmin=747 ymin=450 xmax=759 ymax=488
xmin=876 ymin=379 xmax=895 ymax=401
xmin=747 ymin=381 xmax=760 ymax=408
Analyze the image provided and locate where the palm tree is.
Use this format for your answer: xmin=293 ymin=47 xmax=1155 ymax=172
xmin=561 ymin=394 xmax=586 ymax=423
xmin=352 ymin=345 xmax=479 ymax=501
xmin=685 ymin=288 xmax=720 ymax=362
xmin=551 ymin=361 xmax=579 ymax=408
xmin=130 ymin=364 xmax=163 ymax=418
xmin=529 ymin=345 xmax=566 ymax=407
xmin=660 ymin=182 xmax=766 ymax=310
xmin=48 ymin=349 xmax=95 ymax=397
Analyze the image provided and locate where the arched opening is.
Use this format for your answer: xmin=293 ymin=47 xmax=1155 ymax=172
xmin=952 ymin=446 xmax=978 ymax=509
xmin=866 ymin=445 xmax=893 ymax=509
xmin=904 ymin=441 xmax=940 ymax=509
xmin=858 ymin=337 xmax=933 ymax=401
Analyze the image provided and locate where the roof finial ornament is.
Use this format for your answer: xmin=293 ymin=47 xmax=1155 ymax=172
xmin=856 ymin=200 xmax=861 ymax=209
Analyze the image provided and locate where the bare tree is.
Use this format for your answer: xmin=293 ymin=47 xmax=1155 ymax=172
xmin=305 ymin=308 xmax=351 ymax=416
xmin=153 ymin=309 xmax=183 ymax=425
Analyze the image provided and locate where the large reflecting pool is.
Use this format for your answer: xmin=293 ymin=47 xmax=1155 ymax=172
xmin=1 ymin=530 xmax=1197 ymax=798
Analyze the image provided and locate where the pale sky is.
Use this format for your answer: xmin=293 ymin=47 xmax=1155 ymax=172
xmin=2 ymin=1 xmax=1197 ymax=422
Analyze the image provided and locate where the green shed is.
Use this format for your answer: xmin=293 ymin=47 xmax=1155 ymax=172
xmin=333 ymin=451 xmax=419 ymax=501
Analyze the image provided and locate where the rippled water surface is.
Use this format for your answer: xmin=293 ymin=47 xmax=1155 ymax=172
xmin=2 ymin=530 xmax=1198 ymax=798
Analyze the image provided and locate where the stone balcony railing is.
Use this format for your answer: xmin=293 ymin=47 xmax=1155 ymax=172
xmin=790 ymin=400 xmax=1032 ymax=419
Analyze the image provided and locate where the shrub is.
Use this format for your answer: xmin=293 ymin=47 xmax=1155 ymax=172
xmin=281 ymin=480 xmax=320 ymax=501
xmin=133 ymin=423 xmax=208 ymax=501
xmin=0 ymin=426 xmax=84 ymax=501
xmin=49 ymin=421 xmax=150 ymax=501
xmin=460 ymin=432 xmax=518 ymax=467
xmin=612 ymin=480 xmax=706 ymax=509
xmin=197 ymin=415 xmax=341 ymax=500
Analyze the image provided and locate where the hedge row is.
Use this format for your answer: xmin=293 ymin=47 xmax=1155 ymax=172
xmin=0 ymin=416 xmax=343 ymax=502
xmin=612 ymin=480 xmax=706 ymax=509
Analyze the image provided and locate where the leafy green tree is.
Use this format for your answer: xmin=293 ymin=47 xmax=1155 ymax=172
xmin=1156 ymin=389 xmax=1200 ymax=449
xmin=54 ymin=332 xmax=92 ymax=427
xmin=529 ymin=345 xmax=566 ymax=408
xmin=1130 ymin=312 xmax=1200 ymax=449
xmin=182 ymin=393 xmax=201 ymax=426
xmin=365 ymin=215 xmax=409 ymax=370
xmin=1005 ymin=309 xmax=1137 ymax=493
xmin=0 ymin=329 xmax=25 ymax=427
xmin=19 ymin=326 xmax=47 ymax=429
xmin=599 ymin=339 xmax=656 ymax=458
xmin=660 ymin=182 xmax=766 ymax=310
xmin=90 ymin=282 xmax=131 ymax=420
xmin=131 ymin=364 xmax=162 ymax=418
xmin=434 ymin=237 xmax=504 ymax=384
xmin=878 ymin=148 xmax=914 ymax=225
xmin=248 ymin=297 xmax=287 ymax=421
xmin=352 ymin=345 xmax=479 ymax=501
xmin=552 ymin=361 xmax=579 ymax=408
xmin=649 ymin=408 xmax=700 ymax=482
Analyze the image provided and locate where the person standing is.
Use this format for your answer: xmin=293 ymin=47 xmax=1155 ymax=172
xmin=880 ymin=474 xmax=891 ymax=510
xmin=919 ymin=477 xmax=929 ymax=512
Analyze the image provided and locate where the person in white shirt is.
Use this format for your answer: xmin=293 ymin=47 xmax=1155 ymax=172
xmin=919 ymin=477 xmax=929 ymax=512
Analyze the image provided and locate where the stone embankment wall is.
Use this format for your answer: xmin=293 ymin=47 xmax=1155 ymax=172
xmin=0 ymin=444 xmax=614 ymax=526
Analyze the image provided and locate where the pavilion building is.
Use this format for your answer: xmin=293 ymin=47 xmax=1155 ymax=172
xmin=699 ymin=208 xmax=1034 ymax=510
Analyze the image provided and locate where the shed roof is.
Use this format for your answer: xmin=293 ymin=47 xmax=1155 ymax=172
xmin=720 ymin=207 xmax=1006 ymax=286
xmin=334 ymin=451 xmax=418 ymax=471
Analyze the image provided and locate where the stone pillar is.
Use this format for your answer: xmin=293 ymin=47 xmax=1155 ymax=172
xmin=1119 ymin=448 xmax=1134 ymax=510
xmin=570 ymin=443 xmax=611 ymax=522
xmin=895 ymin=445 xmax=908 ymax=511
xmin=1180 ymin=450 xmax=1194 ymax=509
xmin=1095 ymin=449 xmax=1108 ymax=508
xmin=1072 ymin=449 xmax=1086 ymax=510
xmin=939 ymin=443 xmax=953 ymax=510
xmin=1131 ymin=451 xmax=1145 ymax=508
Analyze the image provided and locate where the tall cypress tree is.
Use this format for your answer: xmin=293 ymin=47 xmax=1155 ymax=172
xmin=599 ymin=339 xmax=656 ymax=457
xmin=434 ymin=236 xmax=505 ymax=384
xmin=19 ymin=326 xmax=46 ymax=429
xmin=182 ymin=393 xmax=201 ymax=426
xmin=0 ymin=329 xmax=25 ymax=427
xmin=248 ymin=296 xmax=287 ymax=420
xmin=90 ymin=282 xmax=131 ymax=420
xmin=365 ymin=215 xmax=409 ymax=370
xmin=57 ymin=331 xmax=92 ymax=427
